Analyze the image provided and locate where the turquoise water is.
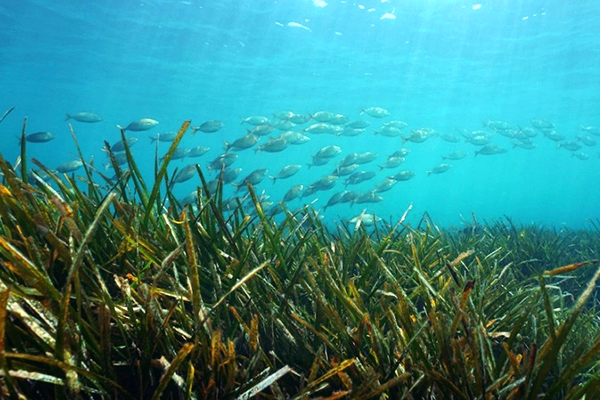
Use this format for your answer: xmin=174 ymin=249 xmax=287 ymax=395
xmin=1 ymin=0 xmax=599 ymax=228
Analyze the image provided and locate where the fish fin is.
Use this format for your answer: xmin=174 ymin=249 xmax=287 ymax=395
xmin=223 ymin=141 xmax=231 ymax=152
xmin=117 ymin=125 xmax=125 ymax=131
xmin=269 ymin=176 xmax=277 ymax=184
xmin=65 ymin=113 xmax=71 ymax=121
xmin=191 ymin=127 xmax=199 ymax=134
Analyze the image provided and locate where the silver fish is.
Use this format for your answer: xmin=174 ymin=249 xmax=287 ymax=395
xmin=255 ymin=138 xmax=289 ymax=153
xmin=442 ymin=150 xmax=468 ymax=160
xmin=311 ymin=111 xmax=336 ymax=122
xmin=378 ymin=156 xmax=404 ymax=170
xmin=26 ymin=132 xmax=55 ymax=143
xmin=57 ymin=160 xmax=84 ymax=173
xmin=558 ymin=141 xmax=582 ymax=152
xmin=314 ymin=145 xmax=342 ymax=159
xmin=345 ymin=120 xmax=370 ymax=129
xmin=187 ymin=146 xmax=210 ymax=158
xmin=219 ymin=167 xmax=242 ymax=184
xmin=354 ymin=192 xmax=383 ymax=204
xmin=475 ymin=145 xmax=507 ymax=156
xmin=149 ymin=131 xmax=177 ymax=143
xmin=389 ymin=170 xmax=416 ymax=181
xmin=107 ymin=137 xmax=138 ymax=152
xmin=65 ymin=112 xmax=102 ymax=123
xmin=354 ymin=152 xmax=378 ymax=165
xmin=224 ymin=134 xmax=259 ymax=152
xmin=270 ymin=164 xmax=302 ymax=184
xmin=119 ymin=118 xmax=159 ymax=132
xmin=241 ymin=116 xmax=270 ymax=126
xmin=192 ymin=120 xmax=224 ymax=133
xmin=208 ymin=153 xmax=238 ymax=171
xmin=173 ymin=164 xmax=198 ymax=184
xmin=309 ymin=174 xmax=338 ymax=191
xmin=361 ymin=107 xmax=390 ymax=118
xmin=283 ymin=185 xmax=304 ymax=202
xmin=332 ymin=163 xmax=359 ymax=176
xmin=345 ymin=171 xmax=377 ymax=186
xmin=427 ymin=164 xmax=451 ymax=176
xmin=373 ymin=178 xmax=398 ymax=193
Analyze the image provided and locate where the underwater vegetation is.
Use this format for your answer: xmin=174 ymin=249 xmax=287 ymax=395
xmin=1 ymin=110 xmax=600 ymax=398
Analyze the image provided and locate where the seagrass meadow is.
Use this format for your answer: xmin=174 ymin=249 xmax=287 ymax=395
xmin=1 ymin=116 xmax=600 ymax=399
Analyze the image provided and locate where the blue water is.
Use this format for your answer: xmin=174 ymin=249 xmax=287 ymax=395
xmin=1 ymin=0 xmax=599 ymax=228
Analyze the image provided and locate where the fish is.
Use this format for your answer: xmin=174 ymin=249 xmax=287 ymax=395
xmin=389 ymin=170 xmax=416 ymax=181
xmin=354 ymin=191 xmax=384 ymax=204
xmin=313 ymin=145 xmax=342 ymax=159
xmin=288 ymin=114 xmax=310 ymax=125
xmin=373 ymin=178 xmax=398 ymax=193
xmin=349 ymin=213 xmax=381 ymax=226
xmin=149 ymin=131 xmax=178 ymax=143
xmin=288 ymin=113 xmax=311 ymax=124
xmin=173 ymin=164 xmax=198 ymax=184
xmin=304 ymin=123 xmax=336 ymax=134
xmin=191 ymin=120 xmax=224 ymax=133
xmin=345 ymin=171 xmax=377 ymax=186
xmin=219 ymin=167 xmax=242 ymax=184
xmin=162 ymin=148 xmax=190 ymax=161
xmin=345 ymin=120 xmax=370 ymax=129
xmin=57 ymin=160 xmax=84 ymax=173
xmin=512 ymin=141 xmax=537 ymax=150
xmin=531 ymin=118 xmax=554 ymax=130
xmin=255 ymin=138 xmax=289 ymax=153
xmin=241 ymin=116 xmax=270 ymax=126
xmin=442 ymin=150 xmax=468 ymax=160
xmin=208 ymin=153 xmax=238 ymax=171
xmin=249 ymin=124 xmax=274 ymax=136
xmin=332 ymin=163 xmax=359 ymax=176
xmin=118 ymin=118 xmax=159 ymax=132
xmin=543 ymin=130 xmax=565 ymax=142
xmin=577 ymin=135 xmax=597 ymax=146
xmin=354 ymin=152 xmax=378 ymax=165
xmin=580 ymin=126 xmax=600 ymax=136
xmin=330 ymin=114 xmax=349 ymax=125
xmin=475 ymin=145 xmax=508 ymax=156
xmin=309 ymin=175 xmax=338 ymax=191
xmin=439 ymin=133 xmax=461 ymax=143
xmin=340 ymin=127 xmax=365 ymax=137
xmin=270 ymin=164 xmax=302 ymax=183
xmin=25 ymin=132 xmax=55 ymax=143
xmin=308 ymin=156 xmax=335 ymax=168
xmin=224 ymin=133 xmax=259 ymax=152
xmin=374 ymin=126 xmax=403 ymax=137
xmin=277 ymin=131 xmax=310 ymax=144
xmin=484 ymin=120 xmax=510 ymax=131
xmin=378 ymin=156 xmax=404 ymax=170
xmin=389 ymin=149 xmax=410 ymax=158
xmin=324 ymin=190 xmax=352 ymax=210
xmin=65 ymin=112 xmax=103 ymax=123
xmin=558 ymin=141 xmax=582 ymax=152
xmin=105 ymin=137 xmax=138 ymax=152
xmin=187 ymin=146 xmax=210 ymax=158
xmin=311 ymin=111 xmax=335 ymax=122
xmin=233 ymin=169 xmax=269 ymax=191
xmin=283 ymin=185 xmax=304 ymax=202
xmin=181 ymin=190 xmax=200 ymax=205
xmin=361 ymin=107 xmax=390 ymax=118
xmin=403 ymin=129 xmax=433 ymax=144
xmin=272 ymin=119 xmax=296 ymax=131
xmin=382 ymin=120 xmax=408 ymax=129
xmin=572 ymin=151 xmax=589 ymax=160
xmin=105 ymin=152 xmax=128 ymax=170
xmin=426 ymin=164 xmax=452 ymax=176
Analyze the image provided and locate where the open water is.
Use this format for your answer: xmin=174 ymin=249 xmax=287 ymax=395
xmin=1 ymin=0 xmax=599 ymax=228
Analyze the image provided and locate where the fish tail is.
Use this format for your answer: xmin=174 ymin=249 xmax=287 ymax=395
xmin=269 ymin=176 xmax=277 ymax=184
xmin=240 ymin=117 xmax=246 ymax=125
xmin=65 ymin=113 xmax=71 ymax=121
xmin=191 ymin=127 xmax=199 ymax=134
xmin=117 ymin=125 xmax=125 ymax=131
xmin=223 ymin=141 xmax=231 ymax=152
xmin=149 ymin=136 xmax=157 ymax=143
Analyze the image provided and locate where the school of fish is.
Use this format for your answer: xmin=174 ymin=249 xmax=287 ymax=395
xmin=24 ymin=108 xmax=600 ymax=224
